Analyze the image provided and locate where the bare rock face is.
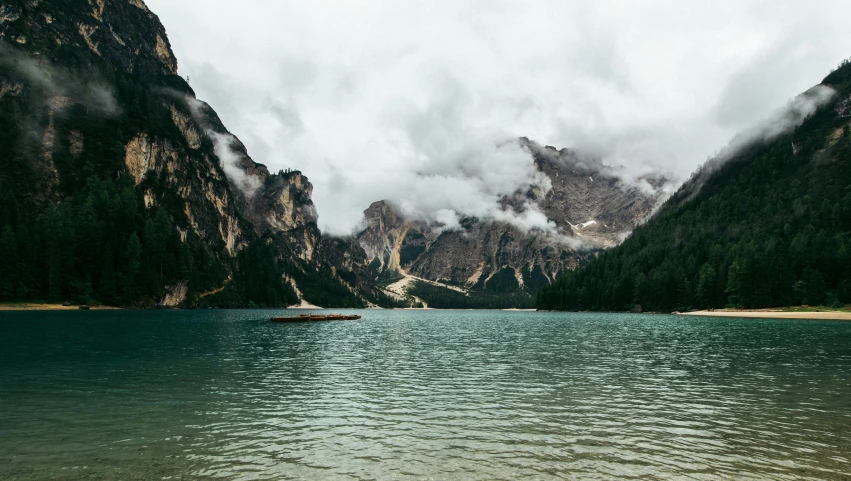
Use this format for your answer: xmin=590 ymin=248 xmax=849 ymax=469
xmin=528 ymin=140 xmax=667 ymax=248
xmin=357 ymin=203 xmax=589 ymax=289
xmin=405 ymin=220 xmax=588 ymax=287
xmin=116 ymin=100 xmax=253 ymax=258
xmin=249 ymin=172 xmax=319 ymax=260
xmin=357 ymin=139 xmax=672 ymax=292
xmin=357 ymin=201 xmax=414 ymax=276
xmin=1 ymin=0 xmax=178 ymax=77
xmin=158 ymin=281 xmax=188 ymax=307
xmin=124 ymin=134 xmax=173 ymax=184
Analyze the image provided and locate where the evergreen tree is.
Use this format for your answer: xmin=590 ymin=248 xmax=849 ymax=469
xmin=98 ymin=258 xmax=118 ymax=306
xmin=696 ymin=263 xmax=716 ymax=309
xmin=537 ymin=60 xmax=851 ymax=312
xmin=0 ymin=226 xmax=19 ymax=300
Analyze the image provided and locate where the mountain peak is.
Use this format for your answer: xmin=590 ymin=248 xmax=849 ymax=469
xmin=355 ymin=138 xmax=671 ymax=303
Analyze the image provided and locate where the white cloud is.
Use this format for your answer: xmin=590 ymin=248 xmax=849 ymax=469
xmin=146 ymin=0 xmax=851 ymax=234
xmin=208 ymin=131 xmax=262 ymax=197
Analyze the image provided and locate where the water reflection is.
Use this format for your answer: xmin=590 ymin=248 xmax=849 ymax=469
xmin=0 ymin=310 xmax=849 ymax=479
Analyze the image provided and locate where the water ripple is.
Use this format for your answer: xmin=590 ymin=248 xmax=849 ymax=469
xmin=1 ymin=310 xmax=850 ymax=480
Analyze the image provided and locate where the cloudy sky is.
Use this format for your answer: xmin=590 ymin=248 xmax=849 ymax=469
xmin=147 ymin=0 xmax=851 ymax=235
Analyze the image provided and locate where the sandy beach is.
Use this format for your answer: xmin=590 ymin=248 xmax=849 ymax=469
xmin=0 ymin=303 xmax=118 ymax=311
xmin=679 ymin=309 xmax=851 ymax=321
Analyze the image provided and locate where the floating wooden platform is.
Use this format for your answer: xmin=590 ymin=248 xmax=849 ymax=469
xmin=271 ymin=314 xmax=362 ymax=323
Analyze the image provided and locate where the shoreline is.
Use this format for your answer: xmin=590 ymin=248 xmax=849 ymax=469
xmin=5 ymin=304 xmax=847 ymax=320
xmin=678 ymin=309 xmax=851 ymax=321
xmin=0 ymin=303 xmax=119 ymax=311
xmin=0 ymin=304 xmax=527 ymax=312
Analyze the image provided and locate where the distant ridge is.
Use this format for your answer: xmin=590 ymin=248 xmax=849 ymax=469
xmin=357 ymin=138 xmax=673 ymax=308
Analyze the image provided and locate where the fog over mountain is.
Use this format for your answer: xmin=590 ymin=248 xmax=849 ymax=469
xmin=147 ymin=0 xmax=851 ymax=235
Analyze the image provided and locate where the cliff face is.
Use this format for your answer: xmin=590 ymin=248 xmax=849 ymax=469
xmin=0 ymin=0 xmax=669 ymax=308
xmin=1 ymin=0 xmax=177 ymax=77
xmin=0 ymin=0 xmax=386 ymax=308
xmin=529 ymin=141 xmax=669 ymax=249
xmin=357 ymin=139 xmax=671 ymax=295
xmin=358 ymin=200 xmax=410 ymax=275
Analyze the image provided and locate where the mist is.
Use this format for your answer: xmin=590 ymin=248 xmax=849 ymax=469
xmin=146 ymin=0 xmax=851 ymax=235
xmin=0 ymin=43 xmax=119 ymax=116
xmin=680 ymin=84 xmax=837 ymax=199
xmin=208 ymin=131 xmax=263 ymax=197
xmin=724 ymin=84 xmax=836 ymax=158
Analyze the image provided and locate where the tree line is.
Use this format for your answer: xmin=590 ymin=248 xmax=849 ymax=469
xmin=409 ymin=281 xmax=536 ymax=309
xmin=538 ymin=68 xmax=851 ymax=312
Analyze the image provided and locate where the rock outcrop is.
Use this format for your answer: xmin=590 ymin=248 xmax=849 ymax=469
xmin=1 ymin=0 xmax=670 ymax=308
xmin=1 ymin=0 xmax=177 ymax=77
xmin=357 ymin=138 xmax=672 ymax=294
xmin=0 ymin=0 xmax=394 ymax=308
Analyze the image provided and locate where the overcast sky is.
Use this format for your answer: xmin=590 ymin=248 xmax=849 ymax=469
xmin=146 ymin=0 xmax=851 ymax=235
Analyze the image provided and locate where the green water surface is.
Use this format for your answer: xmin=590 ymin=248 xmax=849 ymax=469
xmin=1 ymin=310 xmax=849 ymax=480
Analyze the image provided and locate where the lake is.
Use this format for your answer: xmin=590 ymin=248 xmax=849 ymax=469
xmin=1 ymin=310 xmax=849 ymax=480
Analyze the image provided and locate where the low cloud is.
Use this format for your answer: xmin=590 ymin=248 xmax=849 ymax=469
xmin=147 ymin=0 xmax=851 ymax=235
xmin=208 ymin=131 xmax=262 ymax=197
xmin=755 ymin=85 xmax=835 ymax=140
xmin=684 ymin=84 xmax=836 ymax=197
xmin=720 ymin=84 xmax=836 ymax=161
xmin=385 ymin=137 xmax=556 ymax=234
xmin=182 ymin=97 xmax=264 ymax=197
xmin=0 ymin=43 xmax=119 ymax=116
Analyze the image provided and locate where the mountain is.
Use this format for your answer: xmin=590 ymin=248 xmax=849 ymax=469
xmin=0 ymin=0 xmax=399 ymax=308
xmin=356 ymin=139 xmax=673 ymax=308
xmin=538 ymin=64 xmax=851 ymax=312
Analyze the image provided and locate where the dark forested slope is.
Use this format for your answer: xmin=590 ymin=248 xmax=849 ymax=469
xmin=0 ymin=0 xmax=400 ymax=308
xmin=538 ymin=62 xmax=851 ymax=311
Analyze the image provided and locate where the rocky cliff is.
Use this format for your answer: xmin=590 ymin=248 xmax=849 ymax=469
xmin=357 ymin=138 xmax=672 ymax=300
xmin=0 ymin=0 xmax=392 ymax=308
xmin=0 ymin=0 xmax=670 ymax=309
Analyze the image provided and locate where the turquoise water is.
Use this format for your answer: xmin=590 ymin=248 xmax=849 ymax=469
xmin=1 ymin=310 xmax=850 ymax=480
